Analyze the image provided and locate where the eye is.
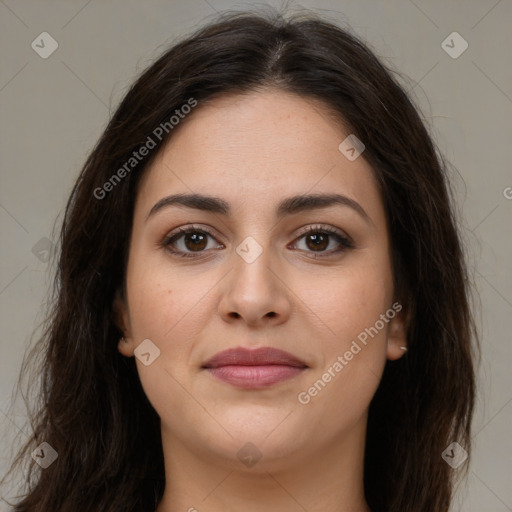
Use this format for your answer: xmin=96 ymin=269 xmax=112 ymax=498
xmin=162 ymin=224 xmax=354 ymax=259
xmin=291 ymin=225 xmax=354 ymax=257
xmin=162 ymin=226 xmax=223 ymax=258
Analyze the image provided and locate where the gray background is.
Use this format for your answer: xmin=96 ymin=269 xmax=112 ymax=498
xmin=1 ymin=0 xmax=511 ymax=510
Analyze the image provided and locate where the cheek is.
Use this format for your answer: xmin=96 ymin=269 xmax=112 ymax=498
xmin=126 ymin=248 xmax=211 ymax=342
xmin=125 ymin=268 xmax=202 ymax=423
xmin=126 ymin=278 xmax=175 ymax=339
xmin=296 ymin=258 xmax=392 ymax=350
xmin=293 ymin=258 xmax=392 ymax=411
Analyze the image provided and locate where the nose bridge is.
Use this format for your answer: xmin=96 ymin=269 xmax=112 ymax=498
xmin=232 ymin=234 xmax=276 ymax=301
xmin=218 ymin=232 xmax=291 ymax=325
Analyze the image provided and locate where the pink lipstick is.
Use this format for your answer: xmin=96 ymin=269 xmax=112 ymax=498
xmin=202 ymin=346 xmax=307 ymax=389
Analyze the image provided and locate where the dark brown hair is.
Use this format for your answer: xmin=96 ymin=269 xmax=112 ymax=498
xmin=4 ymin=7 xmax=478 ymax=512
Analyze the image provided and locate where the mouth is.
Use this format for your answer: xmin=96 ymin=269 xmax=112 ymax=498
xmin=202 ymin=346 xmax=308 ymax=390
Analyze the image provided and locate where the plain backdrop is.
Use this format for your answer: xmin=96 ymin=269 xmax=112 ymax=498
xmin=1 ymin=1 xmax=511 ymax=510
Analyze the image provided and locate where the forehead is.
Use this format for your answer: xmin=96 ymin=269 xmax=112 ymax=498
xmin=136 ymin=89 xmax=384 ymax=223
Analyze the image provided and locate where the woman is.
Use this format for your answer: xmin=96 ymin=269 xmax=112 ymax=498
xmin=5 ymin=8 xmax=478 ymax=512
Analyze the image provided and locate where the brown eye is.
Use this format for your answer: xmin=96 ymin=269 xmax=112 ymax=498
xmin=304 ymin=232 xmax=329 ymax=251
xmin=163 ymin=227 xmax=223 ymax=258
xmin=182 ymin=232 xmax=208 ymax=251
xmin=292 ymin=226 xmax=354 ymax=257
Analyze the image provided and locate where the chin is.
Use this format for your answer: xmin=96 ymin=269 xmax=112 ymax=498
xmin=201 ymin=433 xmax=309 ymax=474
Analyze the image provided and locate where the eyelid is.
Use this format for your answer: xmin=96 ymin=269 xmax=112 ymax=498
xmin=293 ymin=223 xmax=353 ymax=243
xmin=162 ymin=224 xmax=224 ymax=249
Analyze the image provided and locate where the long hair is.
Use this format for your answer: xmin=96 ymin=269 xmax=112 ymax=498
xmin=4 ymin=8 xmax=478 ymax=512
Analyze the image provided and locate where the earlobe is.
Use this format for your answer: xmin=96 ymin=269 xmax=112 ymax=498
xmin=112 ymin=289 xmax=134 ymax=357
xmin=117 ymin=336 xmax=135 ymax=357
xmin=386 ymin=308 xmax=408 ymax=361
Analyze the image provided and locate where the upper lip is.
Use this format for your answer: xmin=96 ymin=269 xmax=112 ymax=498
xmin=202 ymin=347 xmax=308 ymax=369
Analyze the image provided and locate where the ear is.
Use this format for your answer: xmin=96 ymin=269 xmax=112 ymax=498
xmin=113 ymin=288 xmax=135 ymax=357
xmin=386 ymin=303 xmax=408 ymax=361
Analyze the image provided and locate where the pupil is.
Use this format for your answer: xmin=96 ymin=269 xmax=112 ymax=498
xmin=308 ymin=233 xmax=327 ymax=251
xmin=186 ymin=233 xmax=206 ymax=251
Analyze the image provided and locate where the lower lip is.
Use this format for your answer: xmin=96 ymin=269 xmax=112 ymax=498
xmin=205 ymin=365 xmax=306 ymax=389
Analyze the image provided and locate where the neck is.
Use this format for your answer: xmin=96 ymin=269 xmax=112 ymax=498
xmin=155 ymin=415 xmax=372 ymax=512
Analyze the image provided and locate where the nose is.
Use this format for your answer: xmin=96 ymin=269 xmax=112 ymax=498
xmin=217 ymin=242 xmax=292 ymax=328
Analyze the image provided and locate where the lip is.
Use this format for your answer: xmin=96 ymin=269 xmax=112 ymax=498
xmin=202 ymin=346 xmax=308 ymax=389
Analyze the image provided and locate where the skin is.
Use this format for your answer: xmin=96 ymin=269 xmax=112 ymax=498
xmin=115 ymin=89 xmax=407 ymax=512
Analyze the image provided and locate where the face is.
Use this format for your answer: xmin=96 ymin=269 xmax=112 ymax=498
xmin=116 ymin=89 xmax=406 ymax=472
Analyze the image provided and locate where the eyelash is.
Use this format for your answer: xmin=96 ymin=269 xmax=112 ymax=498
xmin=162 ymin=224 xmax=354 ymax=259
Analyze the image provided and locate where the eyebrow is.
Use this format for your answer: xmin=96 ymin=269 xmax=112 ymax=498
xmin=146 ymin=192 xmax=373 ymax=226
